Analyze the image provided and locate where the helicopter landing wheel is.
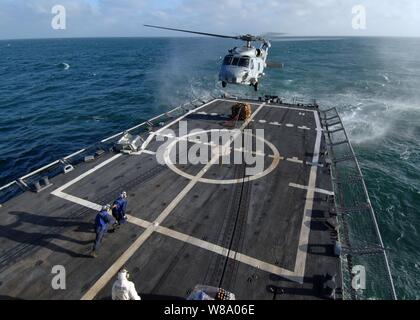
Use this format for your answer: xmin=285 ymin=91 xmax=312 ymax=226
xmin=253 ymin=82 xmax=259 ymax=91
xmin=222 ymin=81 xmax=227 ymax=88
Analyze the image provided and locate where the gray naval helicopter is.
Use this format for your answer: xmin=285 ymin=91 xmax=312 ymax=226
xmin=144 ymin=25 xmax=283 ymax=91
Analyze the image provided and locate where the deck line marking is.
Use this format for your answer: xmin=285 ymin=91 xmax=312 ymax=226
xmin=293 ymin=110 xmax=321 ymax=282
xmin=298 ymin=126 xmax=311 ymax=130
xmin=140 ymin=99 xmax=219 ymax=151
xmin=264 ymin=104 xmax=314 ymax=112
xmin=254 ymin=120 xmax=316 ymax=131
xmin=154 ymin=226 xmax=299 ymax=282
xmin=125 ymin=215 xmax=151 ymax=229
xmin=289 ymin=183 xmax=334 ymax=196
xmin=52 ymin=154 xmax=122 ymax=194
xmin=232 ymin=252 xmax=298 ymax=281
xmin=54 ymin=192 xmax=102 ymax=211
xmin=139 ymin=150 xmax=156 ymax=156
xmin=80 ymin=102 xmax=266 ymax=300
xmin=286 ymin=157 xmax=304 ymax=164
xmin=232 ymin=147 xmax=267 ymax=158
xmin=306 ymin=161 xmax=324 ymax=168
xmin=130 ymin=149 xmax=156 ymax=156
xmin=268 ymin=154 xmax=285 ymax=160
xmin=155 ymin=226 xmax=230 ymax=256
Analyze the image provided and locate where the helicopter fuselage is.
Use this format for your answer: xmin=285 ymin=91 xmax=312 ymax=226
xmin=219 ymin=42 xmax=270 ymax=90
xmin=143 ymin=25 xmax=275 ymax=91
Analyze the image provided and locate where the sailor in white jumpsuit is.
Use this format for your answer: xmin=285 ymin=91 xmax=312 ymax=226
xmin=112 ymin=269 xmax=141 ymax=300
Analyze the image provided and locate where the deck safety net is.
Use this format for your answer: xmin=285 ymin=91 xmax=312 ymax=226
xmin=321 ymin=107 xmax=397 ymax=300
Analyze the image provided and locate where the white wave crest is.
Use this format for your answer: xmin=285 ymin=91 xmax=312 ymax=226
xmin=340 ymin=104 xmax=391 ymax=144
xmin=381 ymin=73 xmax=390 ymax=83
xmin=59 ymin=62 xmax=70 ymax=70
xmin=323 ymin=90 xmax=420 ymax=144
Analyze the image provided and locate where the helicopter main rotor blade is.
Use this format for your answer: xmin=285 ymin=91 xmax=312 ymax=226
xmin=259 ymin=32 xmax=288 ymax=41
xmin=261 ymin=32 xmax=288 ymax=37
xmin=144 ymin=24 xmax=240 ymax=40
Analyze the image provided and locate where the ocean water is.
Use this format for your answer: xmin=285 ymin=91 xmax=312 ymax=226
xmin=0 ymin=37 xmax=419 ymax=299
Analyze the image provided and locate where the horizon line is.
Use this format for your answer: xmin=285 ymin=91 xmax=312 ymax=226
xmin=1 ymin=34 xmax=420 ymax=42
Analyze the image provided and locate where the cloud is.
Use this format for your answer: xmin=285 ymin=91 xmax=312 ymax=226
xmin=0 ymin=0 xmax=419 ymax=39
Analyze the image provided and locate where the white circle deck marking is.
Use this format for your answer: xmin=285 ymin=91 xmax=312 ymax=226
xmin=164 ymin=129 xmax=280 ymax=185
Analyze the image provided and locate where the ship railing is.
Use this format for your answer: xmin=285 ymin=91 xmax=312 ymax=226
xmin=0 ymin=96 xmax=213 ymax=205
xmin=320 ymin=107 xmax=397 ymax=300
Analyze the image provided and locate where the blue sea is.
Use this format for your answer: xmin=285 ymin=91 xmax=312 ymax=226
xmin=0 ymin=37 xmax=419 ymax=299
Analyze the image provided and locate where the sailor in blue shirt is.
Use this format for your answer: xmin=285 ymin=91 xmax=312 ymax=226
xmin=91 ymin=204 xmax=114 ymax=258
xmin=112 ymin=191 xmax=128 ymax=226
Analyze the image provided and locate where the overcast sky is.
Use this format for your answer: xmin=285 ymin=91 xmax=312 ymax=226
xmin=1 ymin=0 xmax=419 ymax=40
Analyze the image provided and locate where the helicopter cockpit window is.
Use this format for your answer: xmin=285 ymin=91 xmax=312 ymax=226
xmin=223 ymin=55 xmax=233 ymax=65
xmin=231 ymin=57 xmax=240 ymax=66
xmin=238 ymin=58 xmax=250 ymax=68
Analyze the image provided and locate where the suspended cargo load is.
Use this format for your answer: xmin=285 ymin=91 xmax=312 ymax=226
xmin=231 ymin=102 xmax=252 ymax=121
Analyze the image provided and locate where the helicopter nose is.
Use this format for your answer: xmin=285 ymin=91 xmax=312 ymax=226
xmin=220 ymin=68 xmax=247 ymax=84
xmin=220 ymin=70 xmax=234 ymax=83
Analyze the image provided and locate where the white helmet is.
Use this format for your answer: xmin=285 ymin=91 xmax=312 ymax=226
xmin=118 ymin=267 xmax=130 ymax=280
xmin=102 ymin=204 xmax=111 ymax=211
xmin=121 ymin=191 xmax=127 ymax=198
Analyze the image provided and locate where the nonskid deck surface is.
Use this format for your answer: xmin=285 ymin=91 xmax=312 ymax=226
xmin=0 ymin=98 xmax=340 ymax=300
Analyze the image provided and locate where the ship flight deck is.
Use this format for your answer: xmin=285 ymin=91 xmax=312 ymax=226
xmin=0 ymin=97 xmax=341 ymax=300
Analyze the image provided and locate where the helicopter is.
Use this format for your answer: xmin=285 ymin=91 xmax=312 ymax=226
xmin=144 ymin=25 xmax=282 ymax=91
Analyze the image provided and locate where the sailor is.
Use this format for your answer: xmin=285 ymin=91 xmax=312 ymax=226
xmin=91 ymin=204 xmax=114 ymax=258
xmin=112 ymin=191 xmax=128 ymax=225
xmin=112 ymin=268 xmax=141 ymax=300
